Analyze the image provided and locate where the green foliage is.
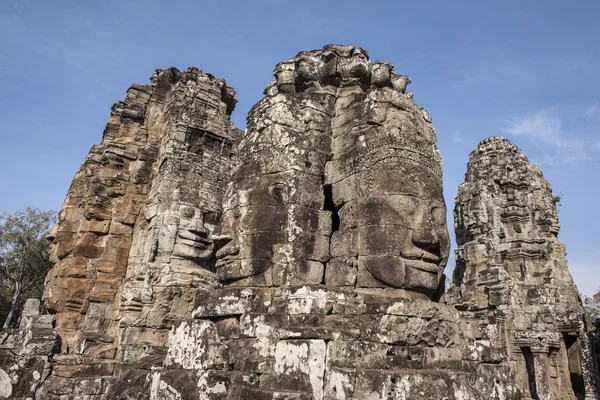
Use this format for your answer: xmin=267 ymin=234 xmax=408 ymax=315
xmin=583 ymin=288 xmax=600 ymax=332
xmin=0 ymin=207 xmax=55 ymax=328
xmin=552 ymin=192 xmax=564 ymax=208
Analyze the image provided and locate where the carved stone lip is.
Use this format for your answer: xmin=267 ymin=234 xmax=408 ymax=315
xmin=215 ymin=256 xmax=239 ymax=268
xmin=178 ymin=239 xmax=212 ymax=250
xmin=178 ymin=230 xmax=212 ymax=247
xmin=211 ymin=234 xmax=234 ymax=247
xmin=402 ymin=251 xmax=441 ymax=265
xmin=404 ymin=258 xmax=440 ymax=273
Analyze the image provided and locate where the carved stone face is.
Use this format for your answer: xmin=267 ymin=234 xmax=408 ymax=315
xmin=295 ymin=54 xmax=322 ymax=85
xmin=214 ymin=173 xmax=289 ymax=282
xmin=171 ymin=204 xmax=220 ymax=265
xmin=339 ymin=50 xmax=371 ymax=84
xmin=343 ymin=162 xmax=450 ymax=296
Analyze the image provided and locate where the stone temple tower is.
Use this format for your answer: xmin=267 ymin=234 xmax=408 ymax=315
xmin=447 ymin=136 xmax=599 ymax=399
xmin=40 ymin=67 xmax=242 ymax=398
xmin=146 ymin=45 xmax=519 ymax=399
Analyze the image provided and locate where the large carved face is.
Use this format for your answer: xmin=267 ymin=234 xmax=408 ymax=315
xmin=171 ymin=204 xmax=220 ymax=265
xmin=295 ymin=53 xmax=322 ymax=86
xmin=338 ymin=48 xmax=371 ymax=85
xmin=345 ymin=162 xmax=450 ymax=296
xmin=213 ymin=173 xmax=289 ymax=282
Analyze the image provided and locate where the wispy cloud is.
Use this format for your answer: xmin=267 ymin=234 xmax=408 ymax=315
xmin=503 ymin=109 xmax=595 ymax=164
xmin=505 ymin=109 xmax=561 ymax=137
xmin=456 ymin=50 xmax=599 ymax=87
xmin=0 ymin=7 xmax=126 ymax=96
xmin=0 ymin=2 xmax=138 ymax=75
xmin=451 ymin=131 xmax=465 ymax=144
xmin=584 ymin=102 xmax=598 ymax=118
xmin=582 ymin=102 xmax=600 ymax=135
xmin=0 ymin=12 xmax=59 ymax=57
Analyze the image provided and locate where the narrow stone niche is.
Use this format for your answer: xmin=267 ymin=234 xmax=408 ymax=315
xmin=323 ymin=184 xmax=340 ymax=232
xmin=521 ymin=347 xmax=538 ymax=399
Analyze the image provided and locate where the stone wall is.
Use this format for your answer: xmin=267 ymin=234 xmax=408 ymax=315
xmin=0 ymin=299 xmax=58 ymax=399
xmin=592 ymin=321 xmax=600 ymax=393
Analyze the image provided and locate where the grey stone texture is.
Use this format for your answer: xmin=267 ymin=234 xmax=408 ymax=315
xmin=1 ymin=45 xmax=596 ymax=399
xmin=592 ymin=319 xmax=600 ymax=393
xmin=0 ymin=299 xmax=58 ymax=400
xmin=215 ymin=44 xmax=448 ymax=298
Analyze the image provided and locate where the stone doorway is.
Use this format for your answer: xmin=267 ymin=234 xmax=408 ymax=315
xmin=563 ymin=334 xmax=586 ymax=399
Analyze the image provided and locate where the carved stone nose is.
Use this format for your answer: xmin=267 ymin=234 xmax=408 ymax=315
xmin=212 ymin=234 xmax=238 ymax=258
xmin=411 ymin=228 xmax=439 ymax=249
xmin=46 ymin=224 xmax=58 ymax=242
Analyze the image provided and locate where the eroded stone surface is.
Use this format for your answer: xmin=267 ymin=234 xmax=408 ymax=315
xmin=145 ymin=283 xmax=519 ymax=399
xmin=0 ymin=299 xmax=57 ymax=400
xmin=216 ymin=44 xmax=448 ymax=299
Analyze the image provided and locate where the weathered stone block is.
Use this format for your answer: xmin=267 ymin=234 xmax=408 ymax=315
xmin=164 ymin=320 xmax=228 ymax=370
xmin=261 ymin=339 xmax=326 ymax=399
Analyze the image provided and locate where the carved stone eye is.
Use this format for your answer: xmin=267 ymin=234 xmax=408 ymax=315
xmin=181 ymin=206 xmax=195 ymax=219
xmin=271 ymin=183 xmax=288 ymax=205
xmin=203 ymin=210 xmax=221 ymax=226
xmin=431 ymin=206 xmax=446 ymax=226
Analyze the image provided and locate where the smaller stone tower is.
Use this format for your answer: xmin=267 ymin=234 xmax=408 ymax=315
xmin=447 ymin=136 xmax=598 ymax=399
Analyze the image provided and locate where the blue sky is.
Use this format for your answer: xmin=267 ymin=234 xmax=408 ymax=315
xmin=1 ymin=0 xmax=598 ymax=296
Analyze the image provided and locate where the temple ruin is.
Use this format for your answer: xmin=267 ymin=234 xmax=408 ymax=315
xmin=0 ymin=45 xmax=597 ymax=399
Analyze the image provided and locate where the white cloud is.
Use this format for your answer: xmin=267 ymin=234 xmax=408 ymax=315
xmin=455 ymin=49 xmax=599 ymax=88
xmin=505 ymin=109 xmax=561 ymax=138
xmin=503 ymin=109 xmax=592 ymax=164
xmin=455 ymin=54 xmax=531 ymax=85
xmin=451 ymin=131 xmax=465 ymax=144
xmin=584 ymin=102 xmax=598 ymax=118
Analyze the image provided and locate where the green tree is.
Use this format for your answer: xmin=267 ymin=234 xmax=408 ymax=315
xmin=583 ymin=288 xmax=600 ymax=332
xmin=0 ymin=207 xmax=55 ymax=329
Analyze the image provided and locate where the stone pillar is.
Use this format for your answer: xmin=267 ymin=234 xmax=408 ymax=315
xmin=532 ymin=350 xmax=556 ymax=400
xmin=588 ymin=328 xmax=600 ymax=398
xmin=577 ymin=332 xmax=599 ymax=399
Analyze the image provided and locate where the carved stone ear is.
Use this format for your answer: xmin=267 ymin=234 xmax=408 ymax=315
xmin=271 ymin=183 xmax=288 ymax=205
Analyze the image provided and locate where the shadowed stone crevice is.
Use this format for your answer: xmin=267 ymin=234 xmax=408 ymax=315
xmin=323 ymin=185 xmax=340 ymax=233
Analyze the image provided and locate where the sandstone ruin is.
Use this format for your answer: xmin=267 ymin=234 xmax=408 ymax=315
xmin=0 ymin=45 xmax=597 ymax=399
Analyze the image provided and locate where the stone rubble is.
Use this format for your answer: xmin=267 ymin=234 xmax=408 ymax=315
xmin=0 ymin=45 xmax=597 ymax=399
